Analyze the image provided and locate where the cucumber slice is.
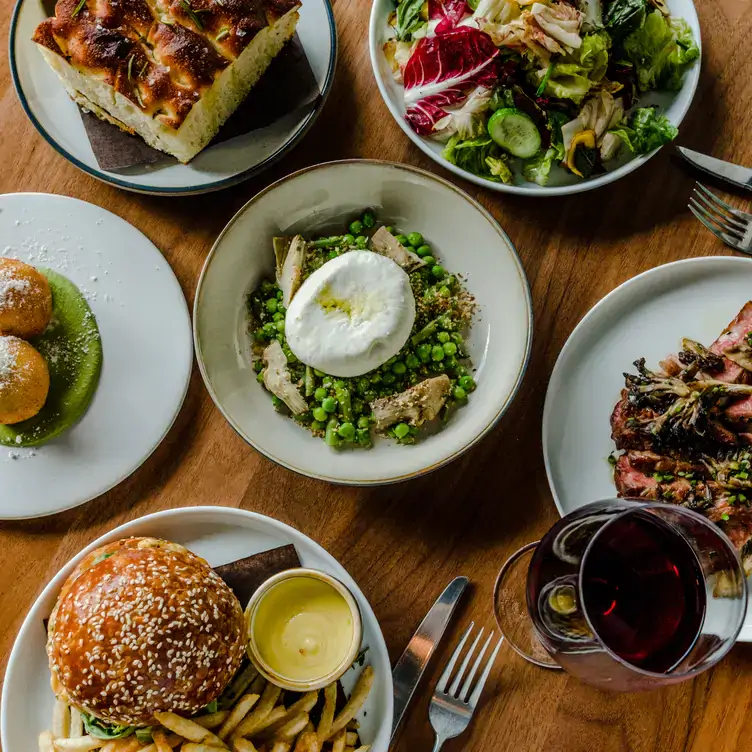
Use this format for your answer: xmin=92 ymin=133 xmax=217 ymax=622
xmin=487 ymin=108 xmax=542 ymax=159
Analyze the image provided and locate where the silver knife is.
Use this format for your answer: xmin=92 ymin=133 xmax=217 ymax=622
xmin=390 ymin=576 xmax=468 ymax=742
xmin=677 ymin=146 xmax=752 ymax=192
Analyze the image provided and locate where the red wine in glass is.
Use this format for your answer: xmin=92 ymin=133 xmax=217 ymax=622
xmin=581 ymin=512 xmax=706 ymax=674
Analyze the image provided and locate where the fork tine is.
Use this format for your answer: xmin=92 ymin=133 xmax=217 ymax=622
xmin=448 ymin=627 xmax=483 ymax=697
xmin=692 ymin=189 xmax=749 ymax=233
xmin=437 ymin=622 xmax=474 ymax=693
xmin=689 ymin=205 xmax=743 ymax=249
xmin=689 ymin=199 xmax=745 ymax=240
xmin=696 ymin=183 xmax=750 ymax=222
xmin=459 ymin=631 xmax=494 ymax=703
xmin=467 ymin=636 xmax=504 ymax=710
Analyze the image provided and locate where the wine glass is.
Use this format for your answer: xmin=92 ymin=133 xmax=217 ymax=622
xmin=493 ymin=499 xmax=748 ymax=690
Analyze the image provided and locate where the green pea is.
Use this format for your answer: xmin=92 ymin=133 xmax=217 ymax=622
xmin=322 ymin=397 xmax=337 ymax=413
xmin=453 ymin=386 xmax=467 ymax=401
xmin=444 ymin=275 xmax=456 ymax=289
xmin=253 ymin=360 xmax=264 ymax=373
xmin=355 ymin=236 xmax=368 ymax=248
xmin=349 ymin=220 xmax=364 ymax=235
xmin=338 ymin=422 xmax=356 ymax=441
xmin=356 ymin=429 xmax=371 ymax=446
xmin=271 ymin=395 xmax=283 ymax=410
xmin=382 ymin=372 xmax=396 ymax=385
xmin=261 ymin=280 xmax=276 ymax=295
xmin=313 ymin=407 xmax=328 ymax=422
xmin=343 ymin=233 xmax=355 ymax=245
xmin=256 ymin=372 xmax=265 ymax=383
xmin=334 ymin=380 xmax=346 ymax=389
xmin=327 ymin=250 xmax=338 ymax=260
xmin=314 ymin=387 xmax=328 ymax=402
xmin=276 ymin=289 xmax=283 ymax=300
xmin=444 ymin=356 xmax=458 ymax=369
xmin=450 ymin=332 xmax=463 ymax=345
xmin=394 ymin=422 xmax=410 ymax=439
xmin=431 ymin=265 xmax=446 ymax=279
xmin=455 ymin=365 xmax=469 ymax=377
xmin=273 ymin=312 xmax=285 ymax=322
xmin=314 ymin=369 xmax=326 ymax=377
xmin=364 ymin=390 xmax=377 ymax=402
xmin=438 ymin=286 xmax=451 ymax=297
xmin=311 ymin=420 xmax=324 ymax=431
xmin=275 ymin=320 xmax=285 ymax=334
xmin=357 ymin=416 xmax=371 ymax=429
xmin=416 ymin=344 xmax=431 ymax=362
xmin=406 ymin=353 xmax=420 ymax=370
xmin=437 ymin=332 xmax=450 ymax=344
xmin=421 ymin=255 xmax=435 ymax=266
xmin=459 ymin=375 xmax=476 ymax=391
xmin=394 ymin=234 xmax=410 ymax=246
xmin=362 ymin=210 xmax=376 ymax=228
xmin=370 ymin=373 xmax=382 ymax=384
xmin=322 ymin=377 xmax=333 ymax=388
xmin=357 ymin=377 xmax=370 ymax=394
xmin=407 ymin=232 xmax=424 ymax=248
xmin=266 ymin=298 xmax=278 ymax=313
xmin=263 ymin=322 xmax=277 ymax=336
xmin=385 ymin=225 xmax=396 ymax=234
xmin=392 ymin=361 xmax=407 ymax=375
xmin=352 ymin=398 xmax=364 ymax=414
xmin=431 ymin=345 xmax=445 ymax=362
xmin=443 ymin=342 xmax=458 ymax=356
xmin=415 ymin=244 xmax=431 ymax=257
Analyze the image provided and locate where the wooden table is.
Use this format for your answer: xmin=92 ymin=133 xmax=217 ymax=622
xmin=2 ymin=1 xmax=752 ymax=750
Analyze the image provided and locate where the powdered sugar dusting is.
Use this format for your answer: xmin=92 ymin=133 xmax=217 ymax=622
xmin=0 ymin=337 xmax=21 ymax=389
xmin=0 ymin=267 xmax=31 ymax=311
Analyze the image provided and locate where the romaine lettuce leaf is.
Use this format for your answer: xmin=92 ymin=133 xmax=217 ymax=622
xmin=609 ymin=106 xmax=678 ymax=153
xmin=444 ymin=136 xmax=513 ymax=182
xmin=396 ymin=0 xmax=428 ymax=41
xmin=523 ymin=147 xmax=559 ymax=185
xmin=535 ymin=31 xmax=611 ymax=103
xmin=623 ymin=10 xmax=699 ymax=92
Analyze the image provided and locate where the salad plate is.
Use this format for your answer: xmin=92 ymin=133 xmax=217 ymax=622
xmin=9 ymin=0 xmax=336 ymax=195
xmin=542 ymin=256 xmax=752 ymax=642
xmin=369 ymin=0 xmax=701 ymax=196
xmin=0 ymin=193 xmax=193 ymax=519
xmin=194 ymin=159 xmax=533 ymax=485
xmin=0 ymin=505 xmax=393 ymax=752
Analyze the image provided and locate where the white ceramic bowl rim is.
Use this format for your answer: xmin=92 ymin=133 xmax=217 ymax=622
xmin=193 ymin=158 xmax=534 ymax=485
xmin=8 ymin=0 xmax=338 ymax=195
xmin=367 ymin=1 xmax=702 ymax=196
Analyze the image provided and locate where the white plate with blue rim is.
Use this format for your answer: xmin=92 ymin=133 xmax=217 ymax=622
xmin=9 ymin=0 xmax=337 ymax=195
xmin=0 ymin=506 xmax=394 ymax=752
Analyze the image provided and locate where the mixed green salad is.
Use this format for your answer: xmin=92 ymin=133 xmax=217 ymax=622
xmin=247 ymin=211 xmax=477 ymax=449
xmin=384 ymin=0 xmax=699 ymax=185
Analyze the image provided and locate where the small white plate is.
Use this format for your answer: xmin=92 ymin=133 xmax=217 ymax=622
xmin=194 ymin=159 xmax=533 ymax=485
xmin=9 ymin=0 xmax=336 ymax=195
xmin=368 ymin=0 xmax=701 ymax=196
xmin=0 ymin=193 xmax=193 ymax=519
xmin=542 ymin=256 xmax=752 ymax=641
xmin=0 ymin=506 xmax=393 ymax=752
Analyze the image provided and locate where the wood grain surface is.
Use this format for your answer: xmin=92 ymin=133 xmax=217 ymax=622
xmin=2 ymin=1 xmax=752 ymax=750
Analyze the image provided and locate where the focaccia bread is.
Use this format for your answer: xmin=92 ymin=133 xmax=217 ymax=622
xmin=33 ymin=0 xmax=301 ymax=163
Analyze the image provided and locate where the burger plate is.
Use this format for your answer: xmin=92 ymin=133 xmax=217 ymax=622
xmin=0 ymin=506 xmax=393 ymax=752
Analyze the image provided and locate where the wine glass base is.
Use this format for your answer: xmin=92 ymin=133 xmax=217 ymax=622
xmin=493 ymin=541 xmax=562 ymax=670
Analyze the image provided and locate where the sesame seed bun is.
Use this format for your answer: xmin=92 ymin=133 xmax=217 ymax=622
xmin=47 ymin=537 xmax=246 ymax=727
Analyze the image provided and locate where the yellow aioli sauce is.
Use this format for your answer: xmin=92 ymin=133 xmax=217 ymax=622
xmin=253 ymin=576 xmax=355 ymax=682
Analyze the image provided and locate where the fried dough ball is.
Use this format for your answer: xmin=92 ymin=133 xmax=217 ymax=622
xmin=0 ymin=258 xmax=53 ymax=338
xmin=0 ymin=336 xmax=50 ymax=424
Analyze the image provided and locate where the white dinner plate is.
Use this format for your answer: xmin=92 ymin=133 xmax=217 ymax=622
xmin=194 ymin=160 xmax=533 ymax=485
xmin=9 ymin=0 xmax=336 ymax=195
xmin=0 ymin=506 xmax=393 ymax=752
xmin=368 ymin=0 xmax=701 ymax=196
xmin=542 ymin=256 xmax=752 ymax=641
xmin=0 ymin=193 xmax=193 ymax=519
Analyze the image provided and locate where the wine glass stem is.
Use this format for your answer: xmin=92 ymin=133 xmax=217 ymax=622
xmin=432 ymin=735 xmax=446 ymax=752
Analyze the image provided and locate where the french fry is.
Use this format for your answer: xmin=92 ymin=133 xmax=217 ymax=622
xmin=331 ymin=730 xmax=346 ymax=752
xmin=345 ymin=733 xmax=358 ymax=746
xmin=269 ymin=713 xmax=309 ymax=742
xmin=292 ymin=731 xmax=319 ymax=752
xmin=249 ymin=675 xmax=267 ymax=695
xmin=256 ymin=693 xmax=318 ymax=740
xmin=99 ymin=743 xmax=117 ymax=752
xmin=181 ymin=745 xmax=232 ymax=752
xmin=238 ymin=706 xmax=286 ymax=739
xmin=222 ymin=664 xmax=260 ymax=710
xmin=269 ymin=743 xmax=290 ymax=752
xmin=53 ymin=737 xmax=104 ymax=751
xmin=316 ymin=684 xmax=337 ymax=743
xmin=153 ymin=729 xmax=173 ymax=752
xmin=326 ymin=667 xmax=374 ymax=741
xmin=353 ymin=747 xmax=371 ymax=751
xmin=218 ymin=694 xmax=260 ymax=740
xmin=39 ymin=731 xmax=55 ymax=752
xmin=232 ymin=739 xmax=258 ymax=752
xmin=154 ymin=712 xmax=228 ymax=749
xmin=53 ymin=699 xmax=71 ymax=739
xmin=232 ymin=683 xmax=282 ymax=739
xmin=193 ymin=711 xmax=230 ymax=729
xmin=135 ymin=732 xmax=183 ymax=752
xmin=69 ymin=709 xmax=84 ymax=739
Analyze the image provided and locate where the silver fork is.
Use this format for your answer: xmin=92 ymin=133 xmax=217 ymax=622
xmin=689 ymin=183 xmax=752 ymax=254
xmin=428 ymin=622 xmax=504 ymax=751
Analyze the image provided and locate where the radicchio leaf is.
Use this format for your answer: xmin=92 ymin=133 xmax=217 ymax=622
xmin=403 ymin=27 xmax=500 ymax=136
xmin=429 ymin=0 xmax=472 ymax=34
